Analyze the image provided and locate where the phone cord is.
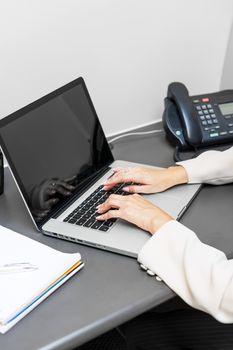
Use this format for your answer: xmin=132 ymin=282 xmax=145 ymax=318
xmin=173 ymin=146 xmax=199 ymax=162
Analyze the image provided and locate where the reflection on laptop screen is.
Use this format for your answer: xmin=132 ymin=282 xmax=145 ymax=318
xmin=0 ymin=79 xmax=113 ymax=225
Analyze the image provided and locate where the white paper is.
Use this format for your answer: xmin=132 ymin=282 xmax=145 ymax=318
xmin=0 ymin=263 xmax=84 ymax=333
xmin=0 ymin=225 xmax=82 ymax=330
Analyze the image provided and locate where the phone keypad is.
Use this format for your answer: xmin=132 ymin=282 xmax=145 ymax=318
xmin=195 ymin=103 xmax=220 ymax=138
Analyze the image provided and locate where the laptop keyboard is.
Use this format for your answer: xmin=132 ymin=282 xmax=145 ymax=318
xmin=63 ymin=183 xmax=132 ymax=232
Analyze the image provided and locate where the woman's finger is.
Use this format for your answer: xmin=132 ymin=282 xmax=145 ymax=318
xmin=96 ymin=209 xmax=121 ymax=221
xmin=122 ymin=184 xmax=152 ymax=193
xmin=104 ymin=170 xmax=136 ymax=189
xmin=97 ymin=194 xmax=124 ymax=213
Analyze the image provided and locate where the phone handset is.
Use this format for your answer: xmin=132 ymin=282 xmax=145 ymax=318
xmin=167 ymin=82 xmax=202 ymax=147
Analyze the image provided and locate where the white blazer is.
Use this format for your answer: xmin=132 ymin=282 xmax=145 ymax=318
xmin=138 ymin=147 xmax=233 ymax=323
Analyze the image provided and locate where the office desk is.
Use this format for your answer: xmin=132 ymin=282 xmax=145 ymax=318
xmin=0 ymin=129 xmax=233 ymax=350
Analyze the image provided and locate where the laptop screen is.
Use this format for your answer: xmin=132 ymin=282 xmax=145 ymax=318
xmin=0 ymin=78 xmax=114 ymax=227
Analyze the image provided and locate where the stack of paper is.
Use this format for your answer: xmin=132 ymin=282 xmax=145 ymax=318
xmin=0 ymin=225 xmax=84 ymax=333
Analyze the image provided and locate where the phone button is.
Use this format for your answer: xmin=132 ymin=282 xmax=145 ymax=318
xmin=220 ymin=131 xmax=228 ymax=136
xmin=209 ymin=132 xmax=219 ymax=137
xmin=202 ymin=97 xmax=209 ymax=102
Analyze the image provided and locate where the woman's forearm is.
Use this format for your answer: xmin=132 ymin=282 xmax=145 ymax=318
xmin=177 ymin=147 xmax=233 ymax=185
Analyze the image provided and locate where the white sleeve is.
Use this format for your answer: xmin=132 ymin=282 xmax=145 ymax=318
xmin=176 ymin=146 xmax=233 ymax=185
xmin=138 ymin=220 xmax=233 ymax=323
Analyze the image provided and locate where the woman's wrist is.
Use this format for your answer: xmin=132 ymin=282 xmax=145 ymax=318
xmin=167 ymin=165 xmax=188 ymax=187
xmin=149 ymin=214 xmax=173 ymax=235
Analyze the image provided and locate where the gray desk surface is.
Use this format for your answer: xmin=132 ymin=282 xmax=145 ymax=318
xmin=0 ymin=129 xmax=233 ymax=350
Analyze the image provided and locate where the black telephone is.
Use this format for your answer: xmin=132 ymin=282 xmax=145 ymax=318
xmin=163 ymin=82 xmax=233 ymax=156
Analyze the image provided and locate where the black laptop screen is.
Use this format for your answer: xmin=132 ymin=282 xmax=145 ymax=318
xmin=0 ymin=78 xmax=113 ymax=226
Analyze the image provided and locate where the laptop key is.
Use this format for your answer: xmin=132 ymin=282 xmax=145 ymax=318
xmin=93 ymin=187 xmax=101 ymax=194
xmin=102 ymin=194 xmax=109 ymax=201
xmin=98 ymin=190 xmax=105 ymax=196
xmin=96 ymin=199 xmax=108 ymax=206
xmin=87 ymin=208 xmax=96 ymax=215
xmin=73 ymin=213 xmax=83 ymax=219
xmin=97 ymin=198 xmax=106 ymax=205
xmin=77 ymin=208 xmax=86 ymax=215
xmin=109 ymin=218 xmax=117 ymax=222
xmin=90 ymin=213 xmax=99 ymax=220
xmin=84 ymin=219 xmax=95 ymax=227
xmin=107 ymin=190 xmax=115 ymax=195
xmin=91 ymin=221 xmax=102 ymax=229
xmin=76 ymin=218 xmax=86 ymax=225
xmin=66 ymin=213 xmax=73 ymax=218
xmin=83 ymin=204 xmax=92 ymax=210
xmin=88 ymin=199 xmax=96 ymax=206
xmin=98 ymin=225 xmax=109 ymax=232
xmin=102 ymin=220 xmax=114 ymax=227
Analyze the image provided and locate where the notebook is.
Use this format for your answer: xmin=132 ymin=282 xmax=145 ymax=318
xmin=0 ymin=225 xmax=83 ymax=333
xmin=0 ymin=77 xmax=201 ymax=257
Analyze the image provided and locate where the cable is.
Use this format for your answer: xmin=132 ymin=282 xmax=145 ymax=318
xmin=173 ymin=146 xmax=199 ymax=162
xmin=108 ymin=129 xmax=164 ymax=145
xmin=173 ymin=144 xmax=233 ymax=162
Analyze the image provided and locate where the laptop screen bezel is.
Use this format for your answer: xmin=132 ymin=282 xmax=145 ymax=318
xmin=0 ymin=77 xmax=114 ymax=230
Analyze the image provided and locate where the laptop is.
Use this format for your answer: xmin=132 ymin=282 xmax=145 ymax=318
xmin=0 ymin=77 xmax=201 ymax=257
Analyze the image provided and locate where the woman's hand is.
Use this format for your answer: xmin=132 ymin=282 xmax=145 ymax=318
xmin=96 ymin=193 xmax=173 ymax=234
xmin=103 ymin=166 xmax=188 ymax=194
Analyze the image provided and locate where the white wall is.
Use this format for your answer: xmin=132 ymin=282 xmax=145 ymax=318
xmin=1 ymin=0 xmax=233 ymax=136
xmin=221 ymin=22 xmax=233 ymax=90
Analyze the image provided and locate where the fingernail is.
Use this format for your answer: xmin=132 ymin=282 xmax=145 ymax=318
xmin=96 ymin=204 xmax=101 ymax=208
xmin=123 ymin=187 xmax=129 ymax=192
xmin=96 ymin=215 xmax=102 ymax=220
